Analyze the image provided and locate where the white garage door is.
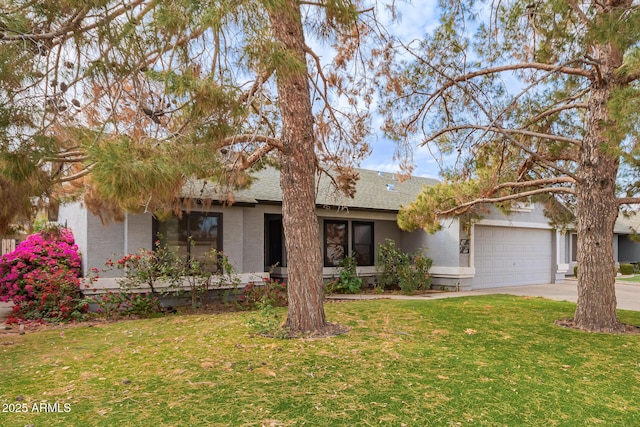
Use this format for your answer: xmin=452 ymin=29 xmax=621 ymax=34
xmin=473 ymin=226 xmax=553 ymax=289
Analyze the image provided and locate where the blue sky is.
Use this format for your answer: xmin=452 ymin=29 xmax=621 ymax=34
xmin=359 ymin=0 xmax=444 ymax=179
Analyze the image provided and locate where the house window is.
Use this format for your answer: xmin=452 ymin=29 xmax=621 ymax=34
xmin=352 ymin=221 xmax=374 ymax=266
xmin=324 ymin=220 xmax=348 ymax=267
xmin=571 ymin=233 xmax=577 ymax=262
xmin=153 ymin=211 xmax=222 ymax=266
xmin=265 ymin=214 xmax=286 ymax=268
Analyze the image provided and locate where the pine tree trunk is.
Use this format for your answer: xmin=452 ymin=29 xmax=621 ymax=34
xmin=268 ymin=1 xmax=327 ymax=334
xmin=573 ymin=38 xmax=624 ymax=333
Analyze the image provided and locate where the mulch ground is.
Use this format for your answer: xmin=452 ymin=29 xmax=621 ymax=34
xmin=555 ymin=318 xmax=640 ymax=334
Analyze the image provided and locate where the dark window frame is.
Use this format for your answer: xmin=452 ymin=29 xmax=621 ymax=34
xmin=152 ymin=211 xmax=223 ymax=262
xmin=352 ymin=221 xmax=375 ymax=266
xmin=264 ymin=214 xmax=286 ymax=268
xmin=324 ymin=220 xmax=348 ymax=267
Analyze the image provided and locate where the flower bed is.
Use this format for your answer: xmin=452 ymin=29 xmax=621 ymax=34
xmin=0 ymin=227 xmax=87 ymax=323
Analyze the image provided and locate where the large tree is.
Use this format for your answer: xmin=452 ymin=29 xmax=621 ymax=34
xmin=0 ymin=0 xmax=380 ymax=334
xmin=380 ymin=0 xmax=640 ymax=332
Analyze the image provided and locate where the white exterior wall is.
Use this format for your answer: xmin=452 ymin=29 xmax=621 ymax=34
xmin=220 ymin=206 xmax=244 ymax=272
xmin=373 ymin=219 xmax=403 ymax=247
xmin=417 ymin=219 xmax=461 ymax=268
xmin=62 ymin=197 xmax=569 ymax=292
xmin=86 ymin=213 xmax=125 ymax=278
xmin=481 ymin=202 xmax=550 ymax=225
xmin=58 ymin=201 xmax=88 ymax=274
xmin=242 ymin=206 xmax=266 ymax=273
xmin=126 ymin=213 xmax=153 ymax=253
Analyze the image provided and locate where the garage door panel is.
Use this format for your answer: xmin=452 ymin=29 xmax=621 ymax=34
xmin=474 ymin=226 xmax=552 ymax=289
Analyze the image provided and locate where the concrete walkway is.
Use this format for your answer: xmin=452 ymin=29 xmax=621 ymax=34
xmin=0 ymin=302 xmax=11 ymax=322
xmin=328 ymin=278 xmax=640 ymax=312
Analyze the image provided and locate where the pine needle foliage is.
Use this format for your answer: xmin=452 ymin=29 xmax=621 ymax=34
xmin=0 ymin=0 xmax=382 ymax=231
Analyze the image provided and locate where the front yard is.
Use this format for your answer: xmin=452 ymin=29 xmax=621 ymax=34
xmin=617 ymin=274 xmax=640 ymax=283
xmin=1 ymin=295 xmax=640 ymax=426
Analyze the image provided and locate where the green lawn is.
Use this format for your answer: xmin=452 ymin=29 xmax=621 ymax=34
xmin=2 ymin=296 xmax=640 ymax=426
xmin=617 ymin=274 xmax=640 ymax=283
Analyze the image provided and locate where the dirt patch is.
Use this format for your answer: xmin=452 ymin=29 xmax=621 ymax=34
xmin=287 ymin=322 xmax=350 ymax=339
xmin=555 ymin=318 xmax=640 ymax=334
xmin=356 ymin=288 xmax=445 ymax=296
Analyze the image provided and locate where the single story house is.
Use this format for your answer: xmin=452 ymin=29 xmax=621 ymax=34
xmin=561 ymin=214 xmax=640 ymax=271
xmin=58 ymin=166 xmax=640 ymax=292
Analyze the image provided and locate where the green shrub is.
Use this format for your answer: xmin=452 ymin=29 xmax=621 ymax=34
xmin=573 ymin=265 xmax=578 ymax=277
xmin=375 ymin=239 xmax=409 ymax=290
xmin=326 ymin=255 xmax=362 ymax=294
xmin=399 ymin=254 xmax=433 ymax=294
xmin=375 ymin=239 xmax=433 ymax=294
xmin=240 ymin=278 xmax=288 ymax=309
xmin=620 ymin=263 xmax=634 ymax=275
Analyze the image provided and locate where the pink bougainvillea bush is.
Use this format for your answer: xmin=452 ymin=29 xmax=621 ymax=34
xmin=0 ymin=227 xmax=88 ymax=323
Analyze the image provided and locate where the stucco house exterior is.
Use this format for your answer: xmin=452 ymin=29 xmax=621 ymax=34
xmin=560 ymin=214 xmax=640 ymax=273
xmin=57 ymin=166 xmax=640 ymax=292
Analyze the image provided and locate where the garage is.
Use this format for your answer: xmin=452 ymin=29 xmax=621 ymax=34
xmin=473 ymin=225 xmax=553 ymax=289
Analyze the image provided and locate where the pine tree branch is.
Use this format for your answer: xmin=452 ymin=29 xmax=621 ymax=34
xmin=238 ymin=68 xmax=275 ymax=105
xmin=432 ymin=63 xmax=593 ymax=96
xmin=305 ymin=45 xmax=330 ymax=100
xmin=298 ymin=1 xmax=374 ymax=13
xmin=422 ymin=124 xmax=583 ymax=147
xmin=1 ymin=1 xmax=146 ymax=45
xmin=401 ymin=53 xmax=594 ymax=133
xmin=74 ymin=1 xmax=148 ymax=39
xmin=494 ymin=176 xmax=576 ymax=191
xmin=304 ymin=44 xmax=367 ymax=155
xmin=438 ymin=187 xmax=575 ymax=216
xmin=0 ymin=5 xmax=91 ymax=42
xmin=220 ymin=134 xmax=283 ymax=150
xmin=56 ymin=164 xmax=95 ymax=183
xmin=44 ymin=156 xmax=90 ymax=163
xmin=241 ymin=143 xmax=280 ymax=170
xmin=618 ymin=197 xmax=640 ymax=205
xmin=621 ymin=69 xmax=640 ymax=84
xmin=526 ymin=101 xmax=588 ymax=126
xmin=566 ymin=0 xmax=591 ymax=26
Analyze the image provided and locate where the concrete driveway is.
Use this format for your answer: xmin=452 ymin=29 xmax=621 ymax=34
xmin=329 ymin=278 xmax=640 ymax=312
xmin=436 ymin=279 xmax=640 ymax=312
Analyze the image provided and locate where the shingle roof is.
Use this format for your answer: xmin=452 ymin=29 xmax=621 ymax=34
xmin=181 ymin=166 xmax=438 ymax=212
xmin=615 ymin=213 xmax=640 ymax=234
xmin=182 ymin=168 xmax=640 ymax=232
